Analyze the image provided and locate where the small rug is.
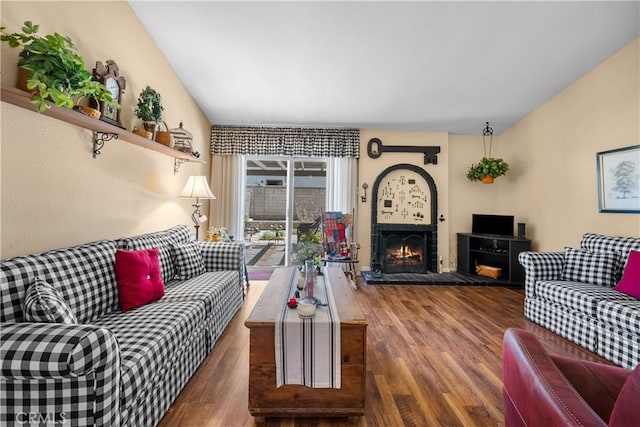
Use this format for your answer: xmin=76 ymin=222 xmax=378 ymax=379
xmin=247 ymin=267 xmax=274 ymax=281
xmin=362 ymin=271 xmax=501 ymax=286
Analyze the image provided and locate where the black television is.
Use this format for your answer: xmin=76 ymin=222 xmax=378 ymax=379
xmin=472 ymin=214 xmax=514 ymax=237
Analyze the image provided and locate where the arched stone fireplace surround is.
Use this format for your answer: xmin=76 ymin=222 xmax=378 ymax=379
xmin=370 ymin=163 xmax=438 ymax=274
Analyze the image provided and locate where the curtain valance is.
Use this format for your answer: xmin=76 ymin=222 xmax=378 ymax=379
xmin=210 ymin=126 xmax=360 ymax=158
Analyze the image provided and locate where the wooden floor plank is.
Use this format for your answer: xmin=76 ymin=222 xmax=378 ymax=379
xmin=158 ymin=279 xmax=611 ymax=426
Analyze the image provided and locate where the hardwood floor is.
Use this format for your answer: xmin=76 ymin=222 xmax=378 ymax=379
xmin=157 ymin=279 xmax=610 ymax=427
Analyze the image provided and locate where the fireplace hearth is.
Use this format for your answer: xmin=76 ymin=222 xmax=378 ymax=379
xmin=370 ymin=163 xmax=438 ymax=275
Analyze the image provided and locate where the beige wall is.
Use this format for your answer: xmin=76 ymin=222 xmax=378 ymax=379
xmin=499 ymin=38 xmax=640 ymax=251
xmin=357 ymin=130 xmax=451 ymax=268
xmin=2 ymin=3 xmax=638 ymax=261
xmin=1 ymin=2 xmax=212 ymax=258
xmin=356 ymin=39 xmax=640 ymax=269
xmin=356 ymin=131 xmax=515 ymax=270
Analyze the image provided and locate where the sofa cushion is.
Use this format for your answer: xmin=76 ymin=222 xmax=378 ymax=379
xmin=562 ymin=247 xmax=619 ymax=287
xmin=199 ymin=241 xmax=245 ymax=272
xmin=23 ymin=277 xmax=78 ymax=324
xmin=116 ymin=225 xmax=192 ymax=285
xmin=117 ymin=233 xmax=176 ymax=285
xmin=115 ymin=249 xmax=165 ymax=312
xmin=162 ymin=271 xmax=243 ymax=342
xmin=536 ymin=280 xmax=634 ymax=317
xmin=164 ymin=271 xmax=238 ymax=312
xmin=1 ymin=240 xmax=118 ymax=324
xmin=92 ymin=300 xmax=207 ymax=412
xmin=525 ymin=296 xmax=598 ymax=352
xmin=171 ymin=242 xmax=206 ymax=280
xmin=597 ymin=300 xmax=640 ymax=335
xmin=614 ymin=251 xmax=640 ymax=298
xmin=581 ymin=233 xmax=640 ymax=282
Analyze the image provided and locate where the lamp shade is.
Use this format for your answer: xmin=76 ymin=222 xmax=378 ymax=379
xmin=180 ymin=176 xmax=216 ymax=199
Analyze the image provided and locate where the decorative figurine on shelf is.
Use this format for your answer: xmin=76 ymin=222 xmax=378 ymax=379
xmin=91 ymin=60 xmax=126 ymax=128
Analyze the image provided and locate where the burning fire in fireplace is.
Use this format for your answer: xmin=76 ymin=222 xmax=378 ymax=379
xmin=386 ymin=244 xmax=424 ymax=267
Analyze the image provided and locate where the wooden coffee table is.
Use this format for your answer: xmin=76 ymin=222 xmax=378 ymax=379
xmin=244 ymin=267 xmax=367 ymax=419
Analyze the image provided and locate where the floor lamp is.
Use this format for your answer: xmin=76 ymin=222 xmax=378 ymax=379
xmin=180 ymin=175 xmax=216 ymax=240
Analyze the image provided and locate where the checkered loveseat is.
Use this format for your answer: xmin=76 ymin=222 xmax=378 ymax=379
xmin=0 ymin=225 xmax=244 ymax=426
xmin=519 ymin=233 xmax=640 ymax=369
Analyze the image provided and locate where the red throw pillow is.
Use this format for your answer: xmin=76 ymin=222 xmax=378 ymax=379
xmin=614 ymin=251 xmax=640 ymax=299
xmin=115 ymin=248 xmax=165 ymax=312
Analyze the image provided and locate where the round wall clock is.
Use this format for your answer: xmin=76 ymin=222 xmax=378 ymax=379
xmin=92 ymin=60 xmax=126 ymax=128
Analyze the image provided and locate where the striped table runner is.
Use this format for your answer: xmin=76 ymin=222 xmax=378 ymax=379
xmin=275 ymin=267 xmax=341 ymax=388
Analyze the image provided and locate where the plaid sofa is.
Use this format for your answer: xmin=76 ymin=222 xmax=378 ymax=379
xmin=0 ymin=225 xmax=244 ymax=426
xmin=519 ymin=233 xmax=640 ymax=369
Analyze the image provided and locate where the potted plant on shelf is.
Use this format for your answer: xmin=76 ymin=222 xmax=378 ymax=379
xmin=466 ymin=157 xmax=509 ymax=184
xmin=466 ymin=122 xmax=509 ymax=184
xmin=134 ymin=86 xmax=163 ymax=139
xmin=73 ymin=80 xmax=117 ymax=119
xmin=0 ymin=21 xmax=115 ymax=114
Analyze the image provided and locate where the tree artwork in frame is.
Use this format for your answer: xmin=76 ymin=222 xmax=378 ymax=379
xmin=596 ymin=145 xmax=640 ymax=213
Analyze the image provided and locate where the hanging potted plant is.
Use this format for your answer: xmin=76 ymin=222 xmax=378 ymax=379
xmin=0 ymin=21 xmax=115 ymax=114
xmin=466 ymin=157 xmax=509 ymax=183
xmin=134 ymin=86 xmax=163 ymax=139
xmin=466 ymin=122 xmax=509 ymax=184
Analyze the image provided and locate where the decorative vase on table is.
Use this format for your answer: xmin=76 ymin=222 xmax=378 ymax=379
xmin=305 ymin=259 xmax=315 ymax=298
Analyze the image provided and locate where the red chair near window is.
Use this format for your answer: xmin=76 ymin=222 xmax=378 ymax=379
xmin=502 ymin=328 xmax=640 ymax=426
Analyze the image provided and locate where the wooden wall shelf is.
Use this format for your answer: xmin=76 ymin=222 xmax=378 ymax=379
xmin=1 ymin=85 xmax=205 ymax=171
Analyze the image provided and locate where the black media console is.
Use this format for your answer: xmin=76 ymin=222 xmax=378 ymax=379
xmin=457 ymin=233 xmax=531 ymax=285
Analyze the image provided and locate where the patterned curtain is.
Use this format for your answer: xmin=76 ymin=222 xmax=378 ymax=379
xmin=210 ymin=126 xmax=360 ymax=158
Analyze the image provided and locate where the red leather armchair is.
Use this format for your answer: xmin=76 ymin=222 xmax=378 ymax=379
xmin=502 ymin=328 xmax=639 ymax=426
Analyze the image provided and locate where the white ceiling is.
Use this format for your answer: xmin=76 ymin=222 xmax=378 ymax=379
xmin=129 ymin=1 xmax=639 ymax=135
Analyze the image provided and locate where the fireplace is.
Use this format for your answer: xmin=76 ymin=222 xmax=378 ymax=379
xmin=370 ymin=163 xmax=438 ymax=275
xmin=376 ymin=224 xmax=436 ymax=274
xmin=373 ymin=223 xmax=436 ymax=273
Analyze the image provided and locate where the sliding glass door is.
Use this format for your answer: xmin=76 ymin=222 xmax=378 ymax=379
xmin=243 ymin=156 xmax=326 ymax=268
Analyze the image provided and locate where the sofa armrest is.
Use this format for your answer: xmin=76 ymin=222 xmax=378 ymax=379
xmin=502 ymin=328 xmax=628 ymax=426
xmin=199 ymin=241 xmax=244 ymax=273
xmin=1 ymin=322 xmax=121 ymax=426
xmin=518 ymin=251 xmax=565 ymax=298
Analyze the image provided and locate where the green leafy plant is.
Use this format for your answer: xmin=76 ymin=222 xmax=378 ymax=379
xmin=298 ymin=232 xmax=321 ymax=244
xmin=1 ymin=21 xmax=115 ymax=112
xmin=466 ymin=157 xmax=509 ymax=182
xmin=294 ymin=242 xmax=323 ymax=265
xmin=134 ymin=86 xmax=163 ymax=122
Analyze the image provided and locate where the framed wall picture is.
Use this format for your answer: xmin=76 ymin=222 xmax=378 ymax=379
xmin=596 ymin=145 xmax=640 ymax=213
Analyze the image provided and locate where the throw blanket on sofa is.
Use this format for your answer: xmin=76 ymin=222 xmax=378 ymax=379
xmin=275 ymin=268 xmax=341 ymax=388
